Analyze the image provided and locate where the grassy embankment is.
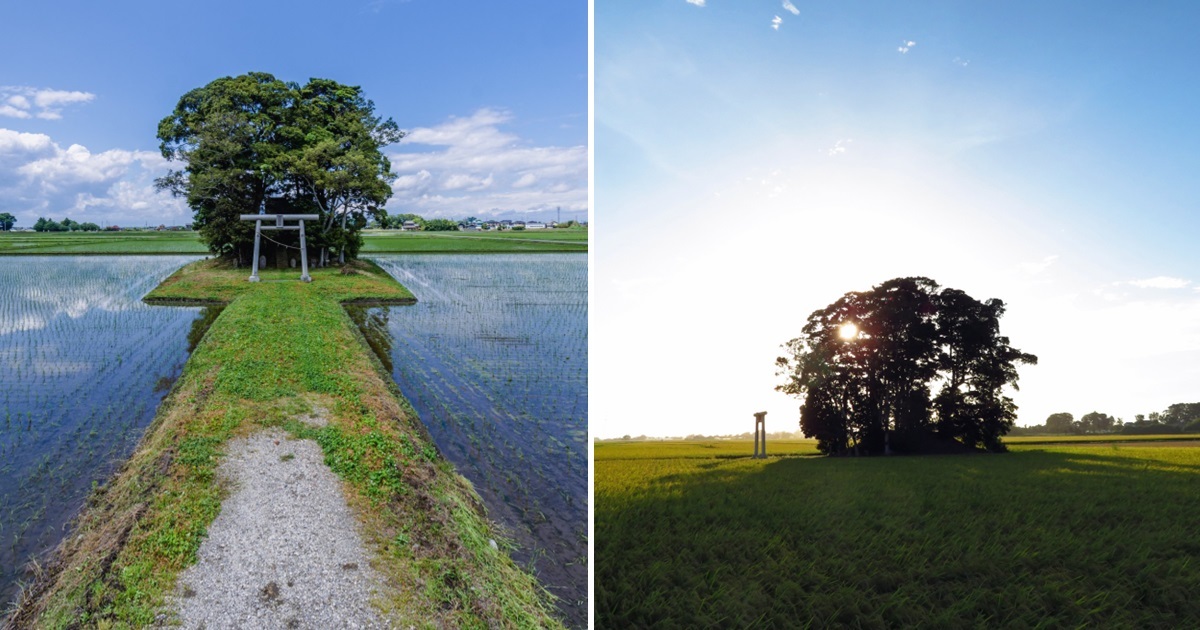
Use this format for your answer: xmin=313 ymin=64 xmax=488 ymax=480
xmin=0 ymin=228 xmax=587 ymax=255
xmin=7 ymin=258 xmax=562 ymax=629
xmin=596 ymin=437 xmax=1200 ymax=627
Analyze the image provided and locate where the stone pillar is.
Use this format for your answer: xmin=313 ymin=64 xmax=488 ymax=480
xmin=299 ymin=219 xmax=312 ymax=282
xmin=753 ymin=411 xmax=768 ymax=459
xmin=248 ymin=218 xmax=262 ymax=282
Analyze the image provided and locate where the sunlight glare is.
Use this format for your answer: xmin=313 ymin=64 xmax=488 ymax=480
xmin=838 ymin=322 xmax=858 ymax=340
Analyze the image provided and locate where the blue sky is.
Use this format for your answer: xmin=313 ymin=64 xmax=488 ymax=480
xmin=0 ymin=0 xmax=587 ymax=227
xmin=594 ymin=1 xmax=1200 ymax=437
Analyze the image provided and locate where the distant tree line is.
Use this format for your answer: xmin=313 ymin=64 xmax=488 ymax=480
xmin=1010 ymin=403 xmax=1200 ymax=436
xmin=376 ymin=213 xmax=459 ymax=231
xmin=32 ymin=217 xmax=102 ymax=232
xmin=375 ymin=214 xmax=583 ymax=231
xmin=0 ymin=212 xmax=15 ymax=231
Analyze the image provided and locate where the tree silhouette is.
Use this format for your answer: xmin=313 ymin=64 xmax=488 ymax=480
xmin=1045 ymin=412 xmax=1074 ymax=433
xmin=777 ymin=277 xmax=1037 ymax=455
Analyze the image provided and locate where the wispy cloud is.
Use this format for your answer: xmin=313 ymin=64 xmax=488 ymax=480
xmin=1021 ymin=255 xmax=1059 ymax=275
xmin=1125 ymin=276 xmax=1191 ymax=289
xmin=388 ymin=109 xmax=586 ymax=219
xmin=0 ymin=87 xmax=95 ymax=120
xmin=827 ymin=138 xmax=852 ymax=156
xmin=686 ymin=0 xmax=705 ymax=6
xmin=782 ymin=0 xmax=799 ymax=15
xmin=953 ymin=56 xmax=970 ymax=67
xmin=898 ymin=40 xmax=916 ymax=54
xmin=771 ymin=15 xmax=783 ymax=30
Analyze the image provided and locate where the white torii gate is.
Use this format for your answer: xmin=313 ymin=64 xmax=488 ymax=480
xmin=239 ymin=213 xmax=319 ymax=283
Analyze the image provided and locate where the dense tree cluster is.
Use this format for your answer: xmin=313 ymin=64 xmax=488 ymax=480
xmin=156 ymin=72 xmax=403 ymax=265
xmin=383 ymin=213 xmax=425 ymax=229
xmin=776 ymin=277 xmax=1037 ymax=455
xmin=0 ymin=212 xmax=15 ymax=231
xmin=420 ymin=218 xmax=460 ymax=231
xmin=32 ymin=217 xmax=100 ymax=232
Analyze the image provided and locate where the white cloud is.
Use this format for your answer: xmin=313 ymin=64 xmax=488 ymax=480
xmin=0 ymin=129 xmax=57 ymax=171
xmin=1126 ymin=276 xmax=1191 ymax=289
xmin=953 ymin=56 xmax=970 ymax=67
xmin=388 ymin=109 xmax=586 ymax=218
xmin=686 ymin=0 xmax=705 ymax=6
xmin=898 ymin=40 xmax=916 ymax=53
xmin=0 ymin=105 xmax=32 ymax=119
xmin=0 ymin=128 xmax=186 ymax=227
xmin=32 ymin=89 xmax=94 ymax=108
xmin=771 ymin=15 xmax=783 ymax=30
xmin=0 ymin=87 xmax=95 ymax=120
xmin=18 ymin=144 xmax=147 ymax=185
xmin=393 ymin=168 xmax=433 ymax=192
xmin=442 ymin=172 xmax=493 ymax=191
xmin=782 ymin=0 xmax=799 ymax=15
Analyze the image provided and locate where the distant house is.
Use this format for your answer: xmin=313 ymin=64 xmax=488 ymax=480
xmin=526 ymin=221 xmax=546 ymax=230
xmin=401 ymin=221 xmax=420 ymax=231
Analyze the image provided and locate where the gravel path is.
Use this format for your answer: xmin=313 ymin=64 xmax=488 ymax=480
xmin=164 ymin=428 xmax=394 ymax=629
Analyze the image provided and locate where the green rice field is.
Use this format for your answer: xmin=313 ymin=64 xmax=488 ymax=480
xmin=0 ymin=229 xmax=587 ymax=255
xmin=595 ymin=438 xmax=1200 ymax=627
xmin=360 ymin=229 xmax=587 ymax=253
xmin=0 ymin=232 xmax=208 ymax=255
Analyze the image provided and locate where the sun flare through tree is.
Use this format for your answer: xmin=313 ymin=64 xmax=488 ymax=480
xmin=776 ymin=277 xmax=1037 ymax=455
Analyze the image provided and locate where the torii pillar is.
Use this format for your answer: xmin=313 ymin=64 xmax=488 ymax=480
xmin=752 ymin=411 xmax=768 ymax=459
xmin=240 ymin=213 xmax=319 ymax=282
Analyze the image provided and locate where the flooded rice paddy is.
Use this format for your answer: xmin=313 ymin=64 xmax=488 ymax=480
xmin=0 ymin=255 xmax=205 ymax=607
xmin=0 ymin=253 xmax=588 ymax=625
xmin=361 ymin=254 xmax=587 ymax=627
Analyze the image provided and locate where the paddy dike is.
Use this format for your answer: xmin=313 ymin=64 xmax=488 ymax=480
xmin=4 ymin=259 xmax=562 ymax=629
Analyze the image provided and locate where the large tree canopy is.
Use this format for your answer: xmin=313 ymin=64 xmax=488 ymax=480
xmin=776 ymin=277 xmax=1037 ymax=455
xmin=156 ymin=72 xmax=403 ymax=264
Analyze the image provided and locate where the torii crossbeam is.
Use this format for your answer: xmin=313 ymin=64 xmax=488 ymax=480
xmin=239 ymin=213 xmax=320 ymax=283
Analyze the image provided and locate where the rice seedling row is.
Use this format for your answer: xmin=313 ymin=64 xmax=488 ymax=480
xmin=0 ymin=255 xmax=205 ymax=606
xmin=364 ymin=254 xmax=587 ymax=625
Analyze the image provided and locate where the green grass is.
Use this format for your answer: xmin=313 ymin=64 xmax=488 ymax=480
xmin=594 ymin=439 xmax=820 ymax=460
xmin=0 ymin=228 xmax=588 ymax=254
xmin=9 ymin=258 xmax=561 ymax=629
xmin=596 ymin=439 xmax=1200 ymax=627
